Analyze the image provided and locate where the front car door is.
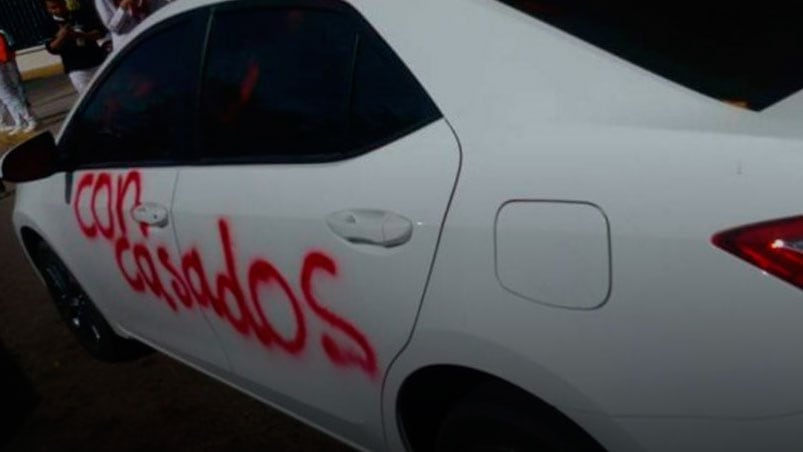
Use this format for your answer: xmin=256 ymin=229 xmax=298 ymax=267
xmin=169 ymin=0 xmax=459 ymax=448
xmin=56 ymin=8 xmax=229 ymax=370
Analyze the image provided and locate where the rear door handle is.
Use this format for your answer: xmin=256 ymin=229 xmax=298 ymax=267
xmin=131 ymin=202 xmax=169 ymax=228
xmin=326 ymin=209 xmax=413 ymax=247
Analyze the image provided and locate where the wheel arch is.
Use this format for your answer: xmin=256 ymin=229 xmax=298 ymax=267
xmin=17 ymin=222 xmax=131 ymax=339
xmin=17 ymin=222 xmax=52 ymax=281
xmin=383 ymin=330 xmax=638 ymax=451
xmin=396 ymin=364 xmax=608 ymax=451
xmin=20 ymin=225 xmax=44 ymax=258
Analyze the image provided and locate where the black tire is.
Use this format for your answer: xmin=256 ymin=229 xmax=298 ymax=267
xmin=33 ymin=240 xmax=149 ymax=362
xmin=435 ymin=384 xmax=604 ymax=452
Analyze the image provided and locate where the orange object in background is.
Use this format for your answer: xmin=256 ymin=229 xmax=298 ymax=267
xmin=724 ymin=99 xmax=750 ymax=109
xmin=0 ymin=34 xmax=10 ymax=64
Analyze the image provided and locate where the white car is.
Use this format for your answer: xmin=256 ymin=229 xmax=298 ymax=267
xmin=3 ymin=1 xmax=803 ymax=451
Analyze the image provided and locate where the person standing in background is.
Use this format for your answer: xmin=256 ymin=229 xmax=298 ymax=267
xmin=94 ymin=0 xmax=171 ymax=52
xmin=43 ymin=0 xmax=107 ymax=94
xmin=65 ymin=0 xmax=113 ymax=53
xmin=0 ymin=29 xmax=37 ymax=135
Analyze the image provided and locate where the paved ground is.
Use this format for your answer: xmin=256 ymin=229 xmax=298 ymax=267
xmin=0 ymin=77 xmax=351 ymax=451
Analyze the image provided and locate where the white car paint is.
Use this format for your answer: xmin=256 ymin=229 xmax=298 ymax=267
xmin=8 ymin=0 xmax=803 ymax=451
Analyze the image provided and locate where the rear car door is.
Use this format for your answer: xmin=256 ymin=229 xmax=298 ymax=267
xmin=169 ymin=1 xmax=459 ymax=447
xmin=58 ymin=9 xmax=229 ymax=370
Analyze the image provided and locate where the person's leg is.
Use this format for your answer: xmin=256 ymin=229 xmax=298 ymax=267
xmin=0 ymin=102 xmax=12 ymax=132
xmin=6 ymin=61 xmax=37 ymax=132
xmin=8 ymin=62 xmax=33 ymax=111
xmin=68 ymin=68 xmax=98 ymax=95
xmin=0 ymin=63 xmax=24 ymax=132
xmin=8 ymin=61 xmax=25 ymax=101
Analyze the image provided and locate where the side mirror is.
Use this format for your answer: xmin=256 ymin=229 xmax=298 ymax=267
xmin=0 ymin=131 xmax=61 ymax=183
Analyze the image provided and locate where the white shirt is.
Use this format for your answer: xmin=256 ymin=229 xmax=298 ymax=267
xmin=94 ymin=0 xmax=171 ymax=51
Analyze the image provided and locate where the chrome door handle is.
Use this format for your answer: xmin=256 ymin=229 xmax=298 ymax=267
xmin=131 ymin=202 xmax=169 ymax=228
xmin=326 ymin=209 xmax=413 ymax=247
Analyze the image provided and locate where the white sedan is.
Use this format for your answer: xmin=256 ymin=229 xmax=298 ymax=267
xmin=3 ymin=1 xmax=803 ymax=451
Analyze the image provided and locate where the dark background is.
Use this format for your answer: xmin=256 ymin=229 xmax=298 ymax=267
xmin=501 ymin=1 xmax=803 ymax=110
xmin=0 ymin=0 xmax=52 ymax=49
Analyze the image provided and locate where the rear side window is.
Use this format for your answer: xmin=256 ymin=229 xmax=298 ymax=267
xmin=200 ymin=4 xmax=440 ymax=163
xmin=499 ymin=1 xmax=803 ymax=110
xmin=63 ymin=12 xmax=206 ymax=168
xmin=351 ymin=28 xmax=440 ymax=151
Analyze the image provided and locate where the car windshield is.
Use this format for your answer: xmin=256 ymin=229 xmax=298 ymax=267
xmin=499 ymin=1 xmax=803 ymax=111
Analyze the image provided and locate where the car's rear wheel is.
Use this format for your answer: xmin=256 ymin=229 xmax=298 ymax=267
xmin=435 ymin=384 xmax=604 ymax=452
xmin=33 ymin=241 xmax=148 ymax=361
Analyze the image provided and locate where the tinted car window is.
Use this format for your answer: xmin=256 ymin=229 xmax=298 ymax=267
xmin=350 ymin=24 xmax=441 ymax=151
xmin=201 ymin=4 xmax=440 ymax=163
xmin=64 ymin=12 xmax=205 ymax=168
xmin=201 ymin=8 xmax=354 ymax=162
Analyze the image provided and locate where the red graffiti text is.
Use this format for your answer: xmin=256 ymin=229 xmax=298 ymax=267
xmin=73 ymin=171 xmax=378 ymax=377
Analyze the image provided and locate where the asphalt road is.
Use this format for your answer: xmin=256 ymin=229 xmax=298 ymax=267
xmin=0 ymin=76 xmax=351 ymax=452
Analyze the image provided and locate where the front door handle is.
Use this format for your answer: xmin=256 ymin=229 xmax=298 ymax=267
xmin=326 ymin=209 xmax=413 ymax=247
xmin=131 ymin=202 xmax=169 ymax=228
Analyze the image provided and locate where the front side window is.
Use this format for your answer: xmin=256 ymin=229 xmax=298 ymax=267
xmin=63 ymin=11 xmax=206 ymax=168
xmin=200 ymin=3 xmax=440 ymax=163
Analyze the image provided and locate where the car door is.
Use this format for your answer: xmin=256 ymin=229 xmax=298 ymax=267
xmin=56 ymin=8 xmax=229 ymax=370
xmin=169 ymin=1 xmax=459 ymax=447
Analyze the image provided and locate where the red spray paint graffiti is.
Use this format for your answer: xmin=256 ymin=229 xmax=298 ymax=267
xmin=73 ymin=170 xmax=378 ymax=377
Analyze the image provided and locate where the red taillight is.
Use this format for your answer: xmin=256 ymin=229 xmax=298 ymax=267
xmin=713 ymin=216 xmax=803 ymax=290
